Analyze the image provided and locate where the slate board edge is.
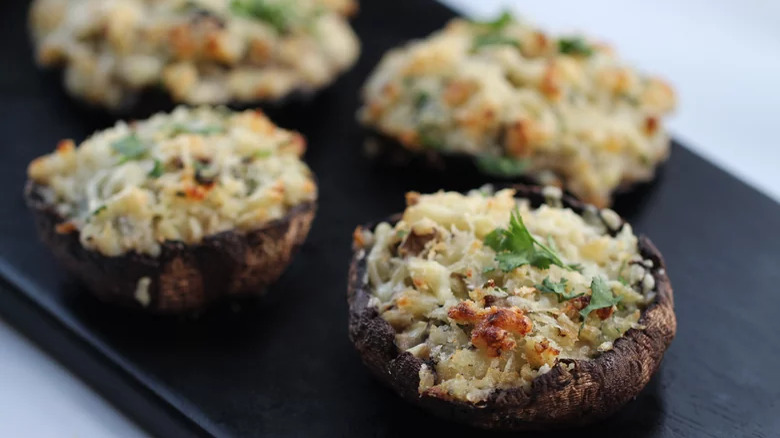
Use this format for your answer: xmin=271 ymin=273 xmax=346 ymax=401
xmin=0 ymin=272 xmax=213 ymax=438
xmin=2 ymin=0 xmax=779 ymax=436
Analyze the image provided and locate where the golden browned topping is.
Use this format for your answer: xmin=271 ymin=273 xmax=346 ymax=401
xmin=449 ymin=302 xmax=533 ymax=358
xmin=360 ymin=13 xmax=676 ymax=207
xmin=30 ymin=0 xmax=360 ymax=107
xmin=28 ymin=106 xmax=317 ymax=257
xmin=364 ymin=188 xmax=656 ymax=402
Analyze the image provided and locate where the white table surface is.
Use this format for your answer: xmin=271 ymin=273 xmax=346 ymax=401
xmin=1 ymin=1 xmax=779 ymax=437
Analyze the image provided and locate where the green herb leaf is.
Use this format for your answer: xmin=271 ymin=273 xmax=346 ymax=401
xmin=579 ymin=277 xmax=622 ymax=322
xmin=546 ymin=236 xmax=559 ymax=252
xmin=91 ymin=205 xmax=107 ymax=216
xmin=170 ymin=124 xmax=224 ymax=136
xmin=230 ymin=0 xmax=292 ymax=33
xmin=254 ymin=150 xmax=272 ymax=159
xmin=536 ymin=277 xmax=566 ymax=295
xmin=475 ymin=155 xmax=528 ymax=178
xmin=414 ymin=92 xmax=431 ymax=110
xmin=483 ymin=229 xmax=505 ymax=251
xmin=246 ymin=179 xmax=259 ymax=194
xmin=495 ymin=252 xmax=536 ymax=271
xmin=470 ymin=12 xmax=519 ymax=52
xmin=617 ymin=260 xmax=629 ymax=285
xmin=413 ymin=94 xmax=443 ymax=149
xmin=619 ymin=93 xmax=640 ymax=106
xmin=148 ymin=159 xmax=164 ymax=178
xmin=546 ymin=237 xmax=582 ymax=272
xmin=111 ymin=135 xmax=147 ymax=162
xmin=484 ymin=209 xmax=574 ymax=272
xmin=536 ymin=277 xmax=583 ymax=302
xmin=474 ymin=11 xmax=514 ymax=31
xmin=558 ymin=37 xmax=593 ymax=56
xmin=472 ymin=34 xmax=520 ymax=51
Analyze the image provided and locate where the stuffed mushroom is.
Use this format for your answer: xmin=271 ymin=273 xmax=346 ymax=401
xmin=348 ymin=185 xmax=675 ymax=429
xmin=359 ymin=13 xmax=676 ymax=207
xmin=26 ymin=106 xmax=317 ymax=313
xmin=29 ymin=0 xmax=360 ymax=110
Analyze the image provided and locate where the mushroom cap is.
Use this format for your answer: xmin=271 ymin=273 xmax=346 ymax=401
xmin=26 ymin=181 xmax=316 ymax=313
xmin=347 ymin=185 xmax=676 ymax=430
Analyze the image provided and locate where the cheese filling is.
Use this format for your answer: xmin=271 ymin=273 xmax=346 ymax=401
xmin=358 ymin=188 xmax=655 ymax=403
xmin=28 ymin=106 xmax=317 ymax=257
xmin=30 ymin=0 xmax=360 ymax=107
xmin=359 ymin=14 xmax=676 ymax=207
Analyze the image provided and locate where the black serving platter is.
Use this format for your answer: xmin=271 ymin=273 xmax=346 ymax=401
xmin=1 ymin=1 xmax=779 ymax=437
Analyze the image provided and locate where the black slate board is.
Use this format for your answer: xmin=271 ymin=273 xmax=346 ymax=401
xmin=1 ymin=1 xmax=779 ymax=437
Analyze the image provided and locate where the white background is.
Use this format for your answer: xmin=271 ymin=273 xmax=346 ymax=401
xmin=1 ymin=1 xmax=779 ymax=437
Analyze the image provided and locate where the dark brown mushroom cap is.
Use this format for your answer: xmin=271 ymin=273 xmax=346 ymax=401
xmin=347 ymin=185 xmax=676 ymax=430
xmin=25 ymin=182 xmax=316 ymax=314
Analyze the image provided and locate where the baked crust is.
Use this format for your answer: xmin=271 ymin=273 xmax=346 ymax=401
xmin=347 ymin=185 xmax=675 ymax=429
xmin=26 ymin=182 xmax=316 ymax=313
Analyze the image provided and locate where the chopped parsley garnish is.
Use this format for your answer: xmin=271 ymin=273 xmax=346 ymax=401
xmin=617 ymin=260 xmax=629 ymax=285
xmin=246 ymin=179 xmax=259 ymax=194
xmin=472 ymin=34 xmax=520 ymax=51
xmin=254 ymin=150 xmax=272 ymax=159
xmin=579 ymin=277 xmax=621 ymax=322
xmin=620 ymin=93 xmax=640 ymax=106
xmin=148 ymin=159 xmax=164 ymax=178
xmin=558 ymin=37 xmax=593 ymax=56
xmin=536 ymin=277 xmax=583 ymax=302
xmin=396 ymin=230 xmax=409 ymax=239
xmin=484 ymin=209 xmax=576 ymax=272
xmin=471 ymin=11 xmax=519 ymax=52
xmin=111 ymin=135 xmax=147 ymax=162
xmin=473 ymin=11 xmax=514 ymax=31
xmin=475 ymin=155 xmax=528 ymax=178
xmin=169 ymin=124 xmax=224 ymax=136
xmin=230 ymin=0 xmax=293 ymax=33
xmin=413 ymin=93 xmax=440 ymax=148
xmin=413 ymin=91 xmax=431 ymax=110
